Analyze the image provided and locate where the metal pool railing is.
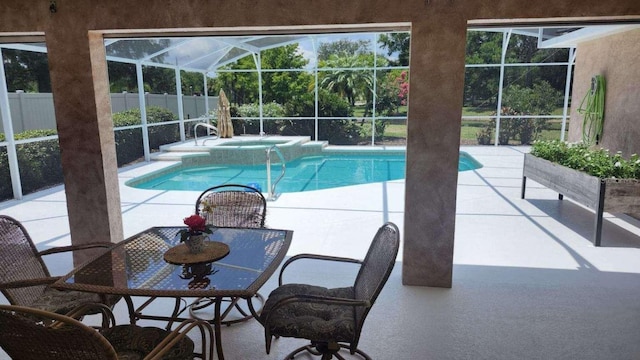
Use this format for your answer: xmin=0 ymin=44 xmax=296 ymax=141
xmin=194 ymin=123 xmax=219 ymax=145
xmin=266 ymin=145 xmax=286 ymax=201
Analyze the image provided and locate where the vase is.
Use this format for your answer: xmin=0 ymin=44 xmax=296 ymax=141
xmin=185 ymin=233 xmax=206 ymax=254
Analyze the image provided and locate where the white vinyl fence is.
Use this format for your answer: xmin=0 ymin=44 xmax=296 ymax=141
xmin=1 ymin=92 xmax=216 ymax=133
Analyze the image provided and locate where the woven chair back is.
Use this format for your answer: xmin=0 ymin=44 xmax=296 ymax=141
xmin=353 ymin=222 xmax=400 ymax=333
xmin=0 ymin=305 xmax=117 ymax=360
xmin=195 ymin=184 xmax=267 ymax=228
xmin=0 ymin=215 xmax=50 ymax=306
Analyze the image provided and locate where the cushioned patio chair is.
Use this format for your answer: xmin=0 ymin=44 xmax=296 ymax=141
xmin=0 ymin=303 xmax=214 ymax=360
xmin=189 ymin=184 xmax=268 ymax=325
xmin=259 ymin=222 xmax=400 ymax=360
xmin=0 ymin=215 xmax=121 ymax=316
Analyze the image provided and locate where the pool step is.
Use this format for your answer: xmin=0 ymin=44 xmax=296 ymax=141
xmin=151 ymin=136 xmax=329 ymax=163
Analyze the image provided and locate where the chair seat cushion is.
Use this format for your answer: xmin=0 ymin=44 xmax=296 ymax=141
xmin=29 ymin=288 xmax=120 ymax=314
xmin=261 ymin=284 xmax=356 ymax=342
xmin=101 ymin=325 xmax=194 ymax=360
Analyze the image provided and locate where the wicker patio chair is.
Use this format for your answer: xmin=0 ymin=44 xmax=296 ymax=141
xmin=0 ymin=215 xmax=121 ymax=316
xmin=0 ymin=303 xmax=214 ymax=360
xmin=189 ymin=184 xmax=268 ymax=325
xmin=259 ymin=222 xmax=400 ymax=360
xmin=195 ymin=184 xmax=267 ymax=228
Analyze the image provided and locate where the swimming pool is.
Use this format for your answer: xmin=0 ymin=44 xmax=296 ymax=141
xmin=128 ymin=152 xmax=482 ymax=193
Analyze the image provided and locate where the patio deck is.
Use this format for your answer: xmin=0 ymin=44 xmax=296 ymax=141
xmin=2 ymin=145 xmax=640 ymax=359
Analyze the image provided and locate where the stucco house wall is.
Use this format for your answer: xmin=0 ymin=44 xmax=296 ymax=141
xmin=569 ymin=28 xmax=640 ymax=158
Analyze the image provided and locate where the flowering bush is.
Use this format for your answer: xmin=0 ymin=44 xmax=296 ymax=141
xmin=178 ymin=214 xmax=213 ymax=242
xmin=530 ymin=140 xmax=640 ymax=179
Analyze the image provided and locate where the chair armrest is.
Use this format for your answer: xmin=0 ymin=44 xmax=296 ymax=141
xmin=145 ymin=319 xmax=215 ymax=360
xmin=62 ymin=303 xmax=116 ymax=330
xmin=262 ymin=294 xmax=370 ymax=327
xmin=279 ymin=253 xmax=362 ymax=285
xmin=0 ymin=276 xmax=59 ymax=289
xmin=37 ymin=242 xmax=115 ymax=257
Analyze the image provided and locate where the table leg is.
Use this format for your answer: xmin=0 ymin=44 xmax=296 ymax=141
xmin=214 ymin=297 xmax=224 ymax=360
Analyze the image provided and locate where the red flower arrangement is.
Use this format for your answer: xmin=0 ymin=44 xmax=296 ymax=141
xmin=178 ymin=214 xmax=213 ymax=242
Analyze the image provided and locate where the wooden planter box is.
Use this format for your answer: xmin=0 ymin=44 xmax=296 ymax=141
xmin=521 ymin=153 xmax=640 ymax=246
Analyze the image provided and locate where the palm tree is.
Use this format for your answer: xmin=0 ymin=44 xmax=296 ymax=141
xmin=319 ymin=54 xmax=373 ymax=107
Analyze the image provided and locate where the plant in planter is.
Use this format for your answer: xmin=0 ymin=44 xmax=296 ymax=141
xmin=530 ymin=140 xmax=640 ymax=179
xmin=522 ymin=140 xmax=640 ymax=246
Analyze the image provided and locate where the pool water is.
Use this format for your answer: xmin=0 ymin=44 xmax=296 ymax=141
xmin=129 ymin=152 xmax=482 ymax=193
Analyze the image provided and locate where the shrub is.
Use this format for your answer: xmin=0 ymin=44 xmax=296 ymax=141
xmin=236 ymin=102 xmax=285 ymax=134
xmin=17 ymin=139 xmax=63 ymax=194
xmin=476 ymin=126 xmax=492 ymax=145
xmin=112 ymin=106 xmax=179 ymax=166
xmin=476 ymin=81 xmax=560 ymax=145
xmin=0 ymin=148 xmax=11 ymax=200
xmin=531 ymin=140 xmax=640 ymax=179
xmin=112 ymin=106 xmax=177 ymax=127
xmin=0 ymin=130 xmax=62 ymax=201
xmin=229 ymin=90 xmax=360 ymax=144
xmin=1 ymin=106 xmax=180 ymax=200
xmin=282 ymin=89 xmax=359 ymax=144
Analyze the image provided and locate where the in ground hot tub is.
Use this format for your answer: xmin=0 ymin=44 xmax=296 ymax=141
xmin=217 ymin=139 xmax=289 ymax=147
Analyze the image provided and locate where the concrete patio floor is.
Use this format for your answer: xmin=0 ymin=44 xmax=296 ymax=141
xmin=2 ymin=145 xmax=640 ymax=359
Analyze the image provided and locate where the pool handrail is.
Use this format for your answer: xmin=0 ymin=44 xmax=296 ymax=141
xmin=266 ymin=145 xmax=286 ymax=201
xmin=194 ymin=122 xmax=219 ymax=145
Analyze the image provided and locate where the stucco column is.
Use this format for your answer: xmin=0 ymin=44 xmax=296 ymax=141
xmin=402 ymin=17 xmax=467 ymax=287
xmin=45 ymin=28 xmax=123 ymax=264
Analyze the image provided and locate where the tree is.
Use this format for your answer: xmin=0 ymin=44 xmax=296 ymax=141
xmin=505 ymin=34 xmax=568 ymax=92
xmin=464 ymin=31 xmax=502 ymax=107
xmin=464 ymin=32 xmax=569 ymax=109
xmin=211 ymin=56 xmax=259 ymax=105
xmin=180 ymin=71 xmax=205 ymax=95
xmin=378 ymin=33 xmax=410 ymax=66
xmin=212 ymin=43 xmax=313 ymax=107
xmin=375 ymin=70 xmax=408 ymax=116
xmin=2 ymin=49 xmax=51 ymax=92
xmin=106 ymin=39 xmax=171 ymax=93
xmin=260 ymin=45 xmax=312 ymax=104
xmin=319 ymin=54 xmax=373 ymax=106
xmin=317 ymin=39 xmax=371 ymax=61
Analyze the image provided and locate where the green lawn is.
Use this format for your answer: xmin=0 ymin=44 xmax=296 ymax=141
xmin=384 ymin=123 xmax=407 ymax=138
xmin=345 ymin=110 xmax=568 ymax=145
xmin=462 ymin=106 xmax=566 ymax=116
xmin=366 ymin=118 xmax=568 ymax=145
xmin=352 ymin=105 xmax=408 ymax=118
xmin=352 ymin=105 xmax=564 ymax=119
xmin=460 ymin=118 xmax=568 ymax=144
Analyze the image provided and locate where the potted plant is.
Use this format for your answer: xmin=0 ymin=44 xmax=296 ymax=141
xmin=522 ymin=140 xmax=640 ymax=246
xmin=178 ymin=214 xmax=214 ymax=254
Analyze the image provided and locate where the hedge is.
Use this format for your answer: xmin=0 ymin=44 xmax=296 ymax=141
xmin=0 ymin=106 xmax=181 ymax=201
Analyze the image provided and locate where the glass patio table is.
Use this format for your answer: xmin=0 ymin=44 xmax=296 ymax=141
xmin=53 ymin=226 xmax=293 ymax=360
